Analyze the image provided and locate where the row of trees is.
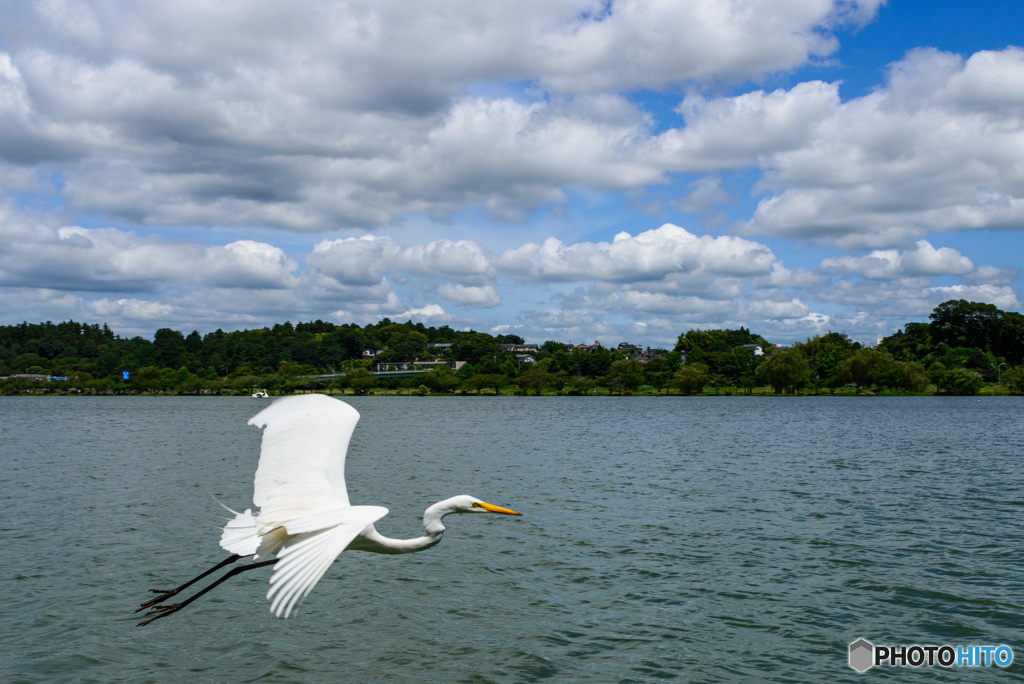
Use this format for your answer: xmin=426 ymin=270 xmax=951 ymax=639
xmin=1 ymin=300 xmax=1022 ymax=396
xmin=677 ymin=300 xmax=1024 ymax=395
xmin=0 ymin=318 xmax=523 ymax=378
xmin=0 ymin=317 xmax=681 ymax=395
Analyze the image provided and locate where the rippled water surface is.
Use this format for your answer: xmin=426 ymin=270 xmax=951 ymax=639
xmin=2 ymin=396 xmax=1023 ymax=682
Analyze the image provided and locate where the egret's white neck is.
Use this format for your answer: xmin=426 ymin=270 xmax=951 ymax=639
xmin=349 ymin=497 xmax=463 ymax=555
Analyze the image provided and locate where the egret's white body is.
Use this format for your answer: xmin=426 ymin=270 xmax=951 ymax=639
xmin=137 ymin=393 xmax=520 ymax=624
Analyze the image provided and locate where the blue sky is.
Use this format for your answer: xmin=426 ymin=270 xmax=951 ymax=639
xmin=0 ymin=0 xmax=1022 ymax=348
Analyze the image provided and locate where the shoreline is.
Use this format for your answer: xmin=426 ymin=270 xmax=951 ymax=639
xmin=2 ymin=388 xmax=1017 ymax=398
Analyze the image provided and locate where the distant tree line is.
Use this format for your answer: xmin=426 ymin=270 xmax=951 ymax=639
xmin=1 ymin=300 xmax=1021 ymax=396
xmin=685 ymin=299 xmax=1024 ymax=396
xmin=0 ymin=317 xmax=675 ymax=395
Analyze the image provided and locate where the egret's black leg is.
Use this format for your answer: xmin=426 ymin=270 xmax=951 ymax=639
xmin=137 ymin=558 xmax=278 ymax=626
xmin=136 ymin=554 xmax=244 ymax=612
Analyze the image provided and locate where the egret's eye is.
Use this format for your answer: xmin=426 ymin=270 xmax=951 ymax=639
xmin=471 ymin=502 xmax=484 ymax=509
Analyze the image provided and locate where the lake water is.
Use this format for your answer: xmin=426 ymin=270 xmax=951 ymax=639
xmin=2 ymin=395 xmax=1022 ymax=682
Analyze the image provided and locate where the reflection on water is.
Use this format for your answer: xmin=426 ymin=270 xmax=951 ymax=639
xmin=2 ymin=396 xmax=1022 ymax=682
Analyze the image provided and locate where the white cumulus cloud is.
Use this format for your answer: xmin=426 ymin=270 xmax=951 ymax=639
xmin=497 ymin=223 xmax=776 ymax=282
xmin=438 ymin=283 xmax=501 ymax=308
xmin=819 ymin=240 xmax=975 ymax=280
xmin=727 ymin=48 xmax=1024 ymax=247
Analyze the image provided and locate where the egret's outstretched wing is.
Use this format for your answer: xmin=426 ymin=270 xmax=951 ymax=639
xmin=267 ymin=505 xmax=388 ymax=618
xmin=247 ymin=395 xmax=360 ymax=516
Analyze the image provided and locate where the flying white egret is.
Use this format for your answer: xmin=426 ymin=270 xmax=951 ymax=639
xmin=137 ymin=394 xmax=520 ymax=626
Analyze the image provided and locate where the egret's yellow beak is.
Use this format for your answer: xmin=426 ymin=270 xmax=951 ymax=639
xmin=475 ymin=501 xmax=522 ymax=516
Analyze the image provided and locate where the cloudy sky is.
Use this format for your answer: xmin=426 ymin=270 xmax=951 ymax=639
xmin=1 ymin=0 xmax=1022 ymax=347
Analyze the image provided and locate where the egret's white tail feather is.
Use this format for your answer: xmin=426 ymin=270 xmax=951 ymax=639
xmin=220 ymin=509 xmax=260 ymax=557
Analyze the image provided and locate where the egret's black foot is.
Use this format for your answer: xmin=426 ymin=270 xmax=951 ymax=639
xmin=137 ymin=603 xmax=181 ymax=626
xmin=136 ymin=589 xmax=178 ymax=612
